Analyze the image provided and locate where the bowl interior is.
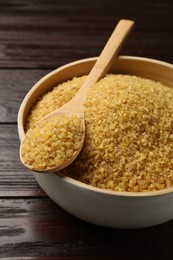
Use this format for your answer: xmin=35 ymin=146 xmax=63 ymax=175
xmin=18 ymin=56 xmax=173 ymax=140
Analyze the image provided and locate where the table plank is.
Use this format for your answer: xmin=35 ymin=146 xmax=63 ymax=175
xmin=0 ymin=124 xmax=45 ymax=196
xmin=0 ymin=0 xmax=172 ymax=31
xmin=0 ymin=0 xmax=172 ymax=68
xmin=0 ymin=69 xmax=50 ymax=123
xmin=0 ymin=30 xmax=172 ymax=69
xmin=0 ymin=197 xmax=173 ymax=258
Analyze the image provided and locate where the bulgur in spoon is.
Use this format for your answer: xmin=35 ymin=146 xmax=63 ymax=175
xmin=20 ymin=19 xmax=134 ymax=172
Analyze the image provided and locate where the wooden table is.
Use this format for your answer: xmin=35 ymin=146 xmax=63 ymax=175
xmin=0 ymin=0 xmax=173 ymax=259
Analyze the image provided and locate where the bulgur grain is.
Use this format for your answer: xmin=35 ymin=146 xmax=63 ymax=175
xmin=22 ymin=114 xmax=84 ymax=171
xmin=25 ymin=74 xmax=173 ymax=192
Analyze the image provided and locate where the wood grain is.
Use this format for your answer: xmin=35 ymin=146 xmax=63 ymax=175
xmin=0 ymin=0 xmax=172 ymax=69
xmin=0 ymin=124 xmax=44 ymax=196
xmin=0 ymin=197 xmax=173 ymax=258
xmin=0 ymin=69 xmax=50 ymax=123
xmin=0 ymin=30 xmax=172 ymax=69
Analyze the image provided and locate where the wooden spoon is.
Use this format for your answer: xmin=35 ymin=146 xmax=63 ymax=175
xmin=20 ymin=19 xmax=134 ymax=172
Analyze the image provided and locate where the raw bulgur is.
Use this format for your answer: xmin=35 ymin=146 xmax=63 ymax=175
xmin=25 ymin=74 xmax=173 ymax=192
xmin=22 ymin=114 xmax=84 ymax=171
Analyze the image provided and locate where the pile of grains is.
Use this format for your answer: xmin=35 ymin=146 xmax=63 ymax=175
xmin=21 ymin=114 xmax=84 ymax=171
xmin=25 ymin=74 xmax=173 ymax=192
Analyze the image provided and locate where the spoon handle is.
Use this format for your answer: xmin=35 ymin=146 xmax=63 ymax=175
xmin=75 ymin=19 xmax=134 ymax=102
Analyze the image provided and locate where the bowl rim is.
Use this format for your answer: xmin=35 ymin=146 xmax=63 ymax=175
xmin=18 ymin=55 xmax=173 ymax=198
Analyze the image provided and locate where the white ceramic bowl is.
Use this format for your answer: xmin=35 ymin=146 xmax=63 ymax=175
xmin=18 ymin=56 xmax=173 ymax=228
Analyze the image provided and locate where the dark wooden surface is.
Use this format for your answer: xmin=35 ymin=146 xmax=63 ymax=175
xmin=0 ymin=0 xmax=173 ymax=259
